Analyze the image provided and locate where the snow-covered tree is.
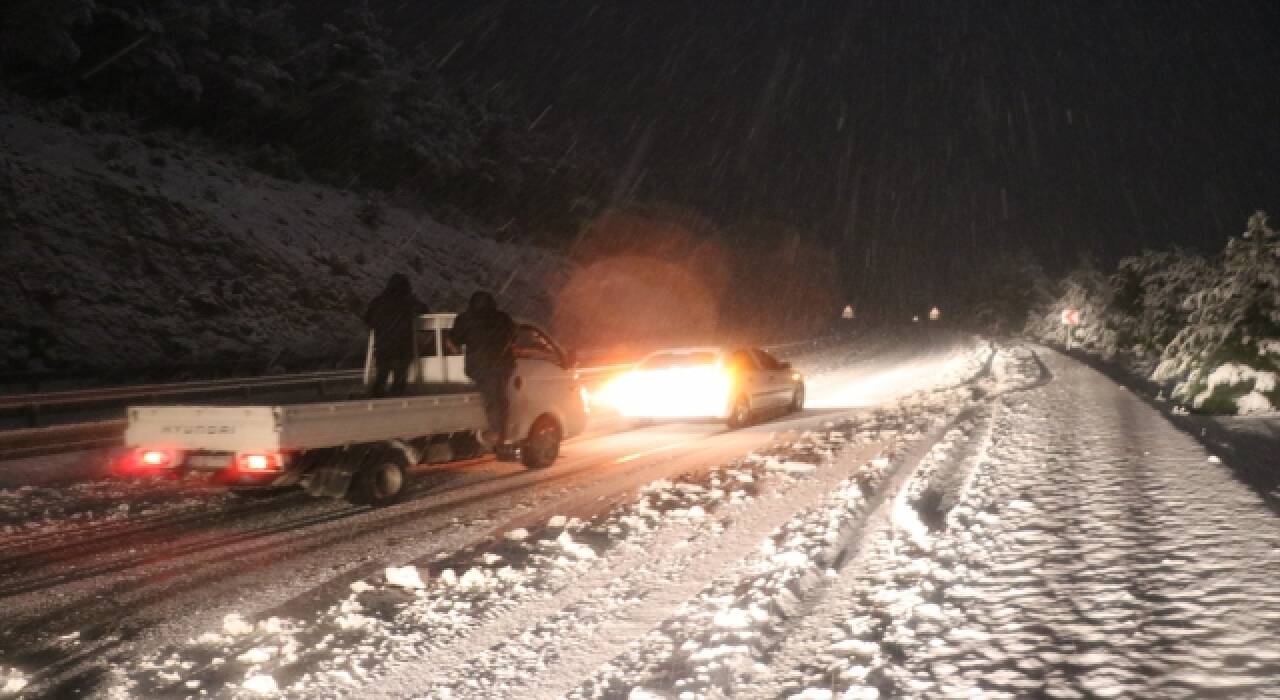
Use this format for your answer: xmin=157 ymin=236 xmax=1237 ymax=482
xmin=1026 ymin=259 xmax=1119 ymax=357
xmin=1155 ymin=212 xmax=1280 ymax=412
xmin=0 ymin=0 xmax=94 ymax=72
xmin=0 ymin=0 xmax=608 ymax=247
xmin=1109 ymin=247 xmax=1212 ymax=372
xmin=951 ymin=249 xmax=1054 ymax=336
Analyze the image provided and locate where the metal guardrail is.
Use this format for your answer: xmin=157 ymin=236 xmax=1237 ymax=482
xmin=0 ymin=420 xmax=127 ymax=461
xmin=0 ymin=370 xmax=365 ymax=429
xmin=0 ymin=369 xmax=363 ymax=409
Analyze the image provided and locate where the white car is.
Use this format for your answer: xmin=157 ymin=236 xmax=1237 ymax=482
xmin=597 ymin=346 xmax=805 ymax=428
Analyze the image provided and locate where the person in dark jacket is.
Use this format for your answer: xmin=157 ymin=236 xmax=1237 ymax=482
xmin=364 ymin=273 xmax=429 ymax=397
xmin=450 ymin=290 xmax=517 ymax=446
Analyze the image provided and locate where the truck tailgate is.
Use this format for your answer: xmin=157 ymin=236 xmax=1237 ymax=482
xmin=125 ymin=405 xmax=283 ymax=452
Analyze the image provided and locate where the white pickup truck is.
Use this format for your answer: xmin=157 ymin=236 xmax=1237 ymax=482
xmin=117 ymin=314 xmax=588 ymax=505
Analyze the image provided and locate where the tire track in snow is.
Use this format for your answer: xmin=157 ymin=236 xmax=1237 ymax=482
xmin=743 ymin=403 xmax=1002 ymax=698
xmin=564 ymin=345 xmax=1030 ymax=698
xmin=7 ymin=450 xmax=714 ymax=693
xmin=563 ymin=374 xmax=994 ymax=698
xmin=371 ymin=442 xmax=888 ymax=699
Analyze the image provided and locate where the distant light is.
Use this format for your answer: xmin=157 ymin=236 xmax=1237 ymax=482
xmin=912 ymin=315 xmax=920 ymax=323
xmin=929 ymin=306 xmax=941 ymax=321
xmin=841 ymin=304 xmax=855 ymax=320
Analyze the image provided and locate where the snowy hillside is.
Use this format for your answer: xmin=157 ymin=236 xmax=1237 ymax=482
xmin=0 ymin=97 xmax=572 ymax=374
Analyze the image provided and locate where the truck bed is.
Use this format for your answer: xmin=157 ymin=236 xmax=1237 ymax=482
xmin=143 ymin=381 xmax=470 ymax=408
xmin=126 ymin=389 xmax=487 ymax=452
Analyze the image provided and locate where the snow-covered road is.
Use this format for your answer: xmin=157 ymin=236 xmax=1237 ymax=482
xmin=2 ymin=336 xmax=1278 ymax=699
xmin=760 ymin=349 xmax=1280 ymax=699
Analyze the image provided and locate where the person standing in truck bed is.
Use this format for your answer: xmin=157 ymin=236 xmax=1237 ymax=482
xmin=450 ymin=290 xmax=516 ymax=447
xmin=364 ymin=273 xmax=429 ymax=397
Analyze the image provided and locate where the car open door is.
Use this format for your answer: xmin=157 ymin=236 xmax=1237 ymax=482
xmin=510 ymin=324 xmax=587 ymax=441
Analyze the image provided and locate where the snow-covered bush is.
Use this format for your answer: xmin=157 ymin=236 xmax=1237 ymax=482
xmin=1029 ymin=212 xmax=1279 ymax=414
xmin=954 ymin=250 xmax=1055 ymax=336
xmin=1025 ymin=260 xmax=1119 ymax=358
xmin=1109 ymin=248 xmax=1213 ymax=374
xmin=1155 ymin=212 xmax=1280 ymax=413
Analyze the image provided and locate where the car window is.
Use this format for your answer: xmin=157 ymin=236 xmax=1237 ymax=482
xmin=639 ymin=351 xmax=718 ymax=370
xmin=753 ymin=349 xmax=784 ymax=370
xmin=514 ymin=326 xmax=561 ymax=363
xmin=415 ymin=330 xmax=440 ymax=357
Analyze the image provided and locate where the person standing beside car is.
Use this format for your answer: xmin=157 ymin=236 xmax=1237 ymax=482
xmin=364 ymin=273 xmax=429 ymax=397
xmin=450 ymin=290 xmax=517 ymax=447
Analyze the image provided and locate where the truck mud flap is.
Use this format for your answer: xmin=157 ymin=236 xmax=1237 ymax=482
xmin=305 ymin=464 xmax=357 ymax=499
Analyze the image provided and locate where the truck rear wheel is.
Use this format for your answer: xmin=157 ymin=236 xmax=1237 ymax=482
xmin=346 ymin=453 xmax=407 ymax=506
xmin=521 ymin=416 xmax=561 ymax=469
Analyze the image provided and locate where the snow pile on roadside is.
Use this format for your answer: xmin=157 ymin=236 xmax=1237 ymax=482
xmin=1186 ymin=362 xmax=1279 ymax=414
xmin=0 ymin=667 xmax=28 ymax=696
xmin=384 ymin=566 xmax=427 ymax=591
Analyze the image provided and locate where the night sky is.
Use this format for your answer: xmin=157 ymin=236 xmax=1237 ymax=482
xmin=360 ymin=0 xmax=1279 ymax=311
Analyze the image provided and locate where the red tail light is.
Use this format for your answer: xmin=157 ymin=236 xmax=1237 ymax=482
xmin=115 ymin=447 xmax=181 ymax=476
xmin=236 ymin=452 xmax=287 ymax=472
xmin=140 ymin=449 xmax=175 ymax=467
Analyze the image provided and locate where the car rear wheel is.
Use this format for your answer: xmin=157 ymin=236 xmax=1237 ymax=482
xmin=521 ymin=415 xmax=561 ymax=468
xmin=790 ymin=384 xmax=805 ymax=413
xmin=727 ymin=394 xmax=752 ymax=429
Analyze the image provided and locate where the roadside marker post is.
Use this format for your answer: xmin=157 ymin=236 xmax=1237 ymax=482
xmin=1060 ymin=308 xmax=1081 ymax=349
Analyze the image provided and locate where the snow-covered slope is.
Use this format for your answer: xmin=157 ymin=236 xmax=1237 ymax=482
xmin=0 ymin=98 xmax=572 ymax=373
